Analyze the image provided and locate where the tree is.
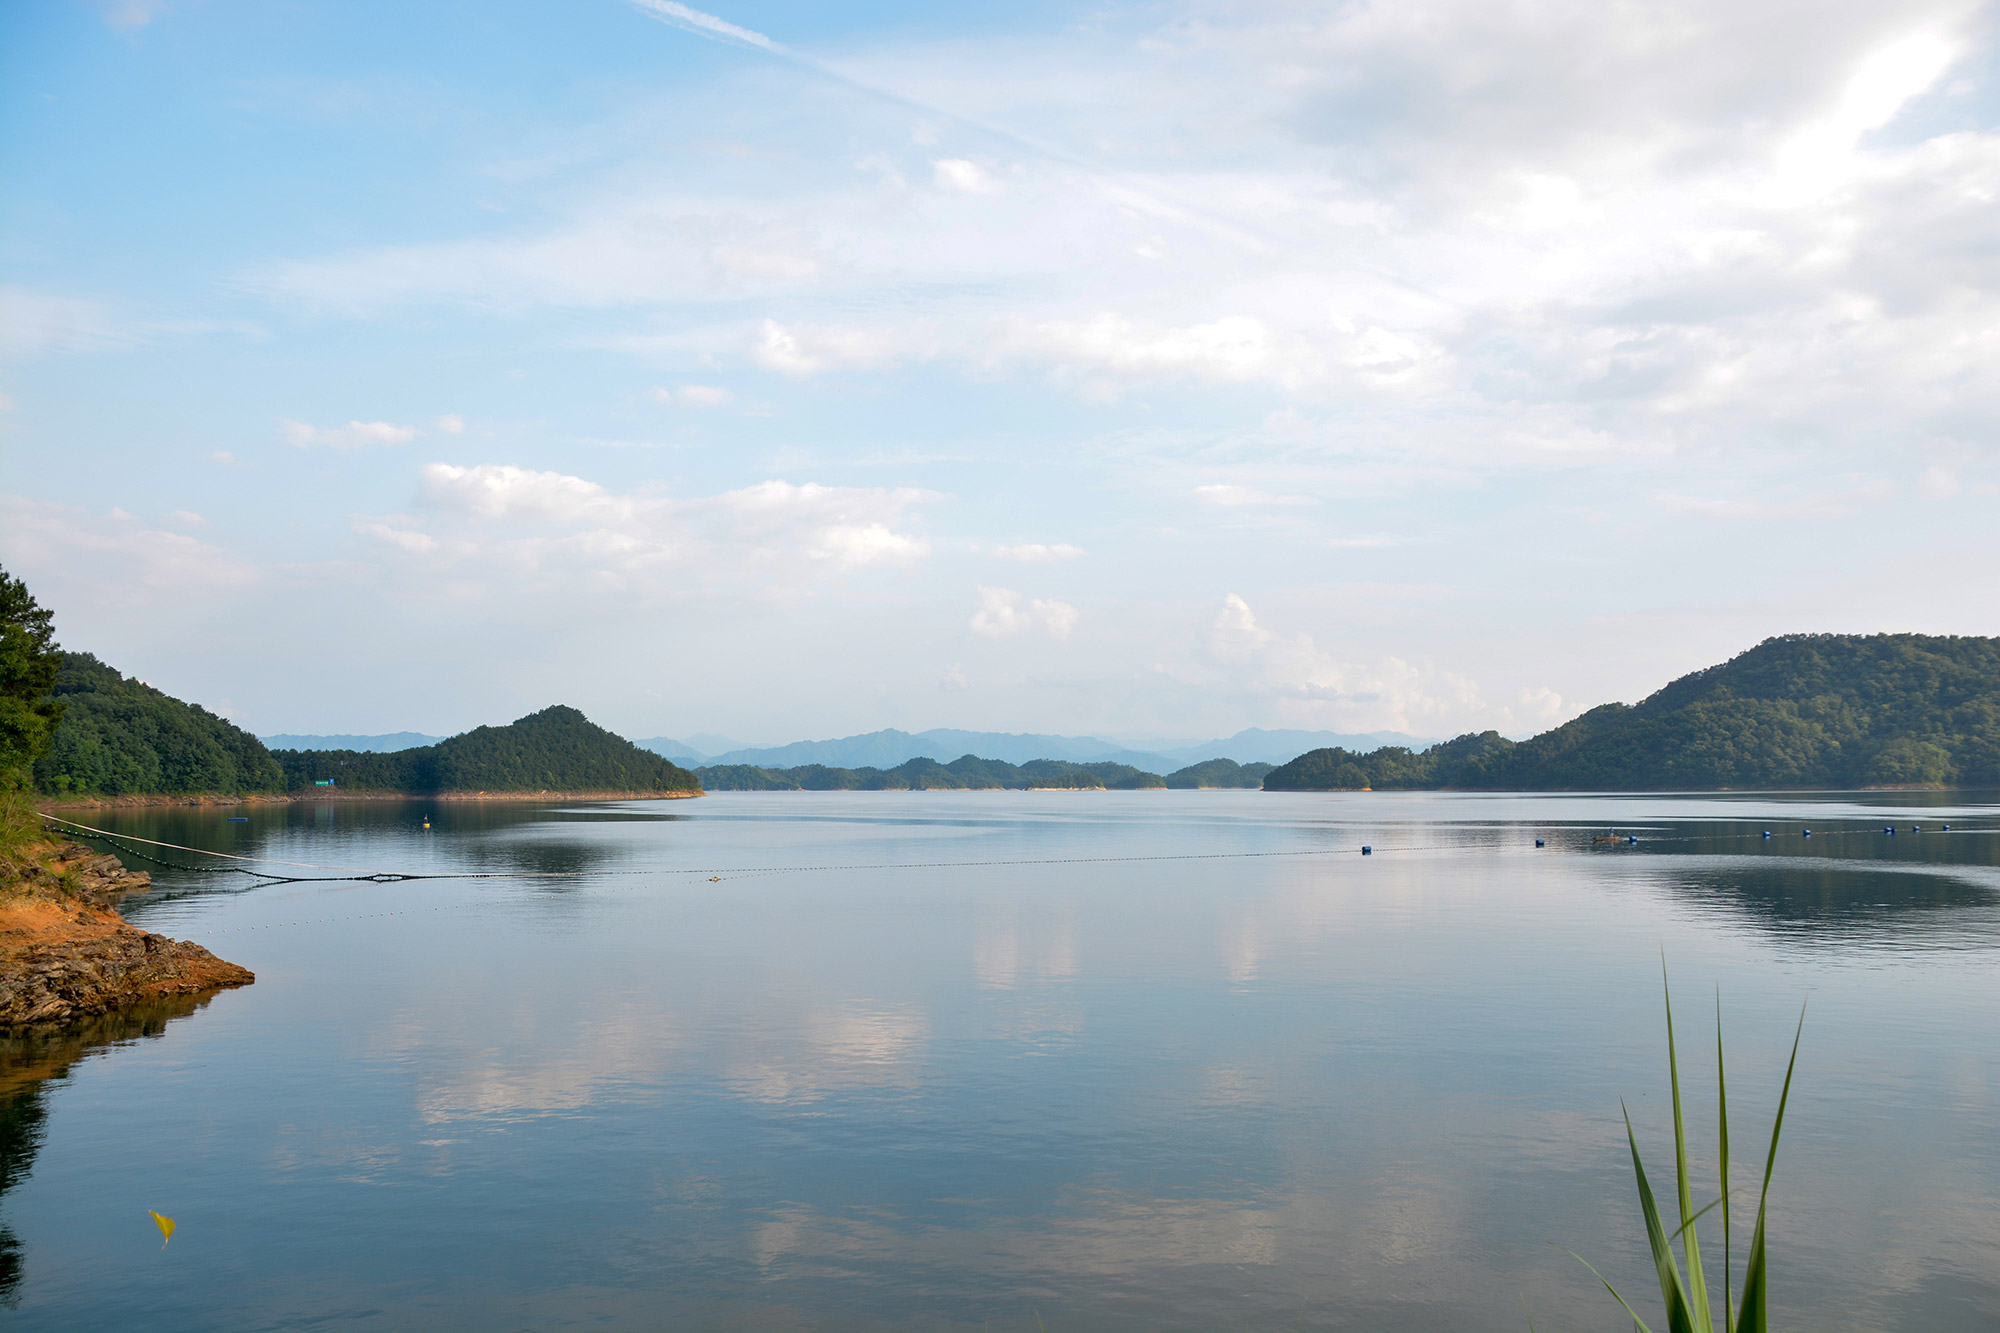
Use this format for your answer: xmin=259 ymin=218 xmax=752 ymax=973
xmin=0 ymin=566 xmax=63 ymax=787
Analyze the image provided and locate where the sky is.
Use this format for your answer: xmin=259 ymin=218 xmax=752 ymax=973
xmin=2 ymin=0 xmax=1997 ymax=746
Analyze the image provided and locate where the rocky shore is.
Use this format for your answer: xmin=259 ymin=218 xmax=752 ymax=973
xmin=0 ymin=836 xmax=252 ymax=1026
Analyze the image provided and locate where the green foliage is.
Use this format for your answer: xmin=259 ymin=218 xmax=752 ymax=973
xmin=1563 ymin=975 xmax=1802 ymax=1333
xmin=275 ymin=705 xmax=699 ymax=795
xmin=0 ymin=566 xmax=64 ymax=787
xmin=1261 ymin=732 xmax=1513 ymax=790
xmin=695 ymin=752 xmax=1181 ymax=791
xmin=34 ymin=652 xmax=283 ymax=797
xmin=0 ymin=786 xmax=50 ymax=887
xmin=1266 ymin=633 xmax=2000 ymax=791
xmin=1164 ymin=758 xmax=1275 ymax=788
xmin=694 ymin=763 xmax=802 ymax=791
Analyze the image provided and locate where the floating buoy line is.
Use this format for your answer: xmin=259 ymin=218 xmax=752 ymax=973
xmin=38 ymin=811 xmax=1994 ymax=938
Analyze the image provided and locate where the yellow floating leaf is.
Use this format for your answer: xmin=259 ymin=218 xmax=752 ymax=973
xmin=150 ymin=1210 xmax=176 ymax=1246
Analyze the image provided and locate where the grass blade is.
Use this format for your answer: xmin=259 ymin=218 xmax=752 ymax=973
xmin=1736 ymin=1004 xmax=1805 ymax=1333
xmin=1717 ymin=991 xmax=1733 ymax=1333
xmin=1663 ymin=966 xmax=1713 ymax=1332
xmin=1667 ymin=1196 xmax=1723 ymax=1247
xmin=1623 ymin=1101 xmax=1696 ymax=1333
xmin=1560 ymin=1245 xmax=1664 ymax=1333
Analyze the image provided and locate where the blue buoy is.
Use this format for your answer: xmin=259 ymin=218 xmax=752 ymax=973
xmin=1803 ymin=829 xmax=1812 ymax=837
xmin=1944 ymin=824 xmax=1952 ymax=830
xmin=1886 ymin=826 xmax=1896 ymax=835
xmin=1360 ymin=845 xmax=1372 ymax=855
xmin=227 ymin=816 xmax=249 ymax=823
xmin=1761 ymin=830 xmax=1771 ymax=838
xmin=1534 ymin=838 xmax=1545 ymax=847
xmin=1627 ymin=835 xmax=1638 ymax=844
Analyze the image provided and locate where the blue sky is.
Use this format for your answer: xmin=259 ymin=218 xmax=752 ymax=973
xmin=3 ymin=0 xmax=1997 ymax=744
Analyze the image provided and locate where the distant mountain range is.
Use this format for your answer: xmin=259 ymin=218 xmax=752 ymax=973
xmin=260 ymin=732 xmax=444 ymax=753
xmin=632 ymin=726 xmax=1433 ymax=770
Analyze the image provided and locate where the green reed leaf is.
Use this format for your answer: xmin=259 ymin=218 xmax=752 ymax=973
xmin=1736 ymin=1005 xmax=1804 ymax=1333
xmin=1717 ymin=992 xmax=1733 ymax=1333
xmin=1663 ymin=965 xmax=1713 ymax=1333
xmin=1623 ymin=1101 xmax=1697 ymax=1333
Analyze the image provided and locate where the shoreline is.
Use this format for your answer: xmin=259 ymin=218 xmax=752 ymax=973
xmin=1 ymin=835 xmax=253 ymax=1026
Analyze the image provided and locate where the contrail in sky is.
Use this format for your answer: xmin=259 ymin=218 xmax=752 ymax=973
xmin=626 ymin=1 xmax=779 ymax=55
xmin=620 ymin=0 xmax=1286 ymax=257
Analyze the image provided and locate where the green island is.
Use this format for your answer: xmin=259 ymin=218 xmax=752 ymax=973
xmin=1264 ymin=632 xmax=2000 ymax=791
xmin=272 ymin=706 xmax=700 ymax=798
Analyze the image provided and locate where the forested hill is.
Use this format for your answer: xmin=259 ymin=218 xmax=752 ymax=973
xmin=35 ymin=652 xmax=284 ymax=797
xmin=697 ymin=755 xmax=1274 ymax=791
xmin=275 ymin=706 xmax=701 ymax=795
xmin=1265 ymin=634 xmax=2000 ymax=791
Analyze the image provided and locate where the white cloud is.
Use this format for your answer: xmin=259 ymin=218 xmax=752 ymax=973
xmin=1010 ymin=315 xmax=1301 ymax=388
xmin=970 ymin=585 xmax=1078 ymax=640
xmin=0 ymin=288 xmax=127 ymax=357
xmin=750 ymin=320 xmax=901 ymax=378
xmin=675 ymin=384 xmax=734 ymax=407
xmin=281 ymin=418 xmax=419 ymax=449
xmin=1915 ymin=465 xmax=1960 ymax=498
xmin=940 ymin=662 xmax=967 ymax=691
xmin=1192 ymin=484 xmax=1315 ymax=508
xmin=1203 ymin=594 xmax=1558 ymax=735
xmin=368 ymin=464 xmax=937 ymax=595
xmin=1654 ymin=478 xmax=1894 ymax=519
xmin=165 ymin=510 xmax=209 ymax=528
xmin=1773 ymin=31 xmax=1959 ymax=202
xmin=1209 ymin=593 xmax=1272 ymax=662
xmin=97 ymin=0 xmax=164 ymax=31
xmin=422 ymin=463 xmax=618 ymax=523
xmin=0 ymin=496 xmax=254 ymax=603
xmin=933 ymin=158 xmax=1003 ymax=195
xmin=209 ymin=450 xmax=238 ymax=465
xmin=434 ymin=413 xmax=465 ymax=434
xmin=989 ymin=542 xmax=1085 ymax=562
xmin=237 ymin=0 xmax=2000 ymax=481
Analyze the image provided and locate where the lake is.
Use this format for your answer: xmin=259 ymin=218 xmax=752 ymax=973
xmin=4 ymin=791 xmax=1997 ymax=1330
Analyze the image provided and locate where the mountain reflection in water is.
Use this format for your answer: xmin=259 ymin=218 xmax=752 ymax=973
xmin=0 ymin=791 xmax=1992 ymax=1330
xmin=0 ymin=994 xmax=233 ymax=1304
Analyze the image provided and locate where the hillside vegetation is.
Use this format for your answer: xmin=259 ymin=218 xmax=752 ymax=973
xmin=275 ymin=706 xmax=700 ymax=795
xmin=697 ymin=754 xmax=1275 ymax=791
xmin=1265 ymin=634 xmax=2000 ymax=791
xmin=1163 ymin=758 xmax=1275 ymax=789
xmin=696 ymin=754 xmax=1170 ymax=791
xmin=695 ymin=755 xmax=1273 ymax=791
xmin=35 ymin=653 xmax=284 ymax=797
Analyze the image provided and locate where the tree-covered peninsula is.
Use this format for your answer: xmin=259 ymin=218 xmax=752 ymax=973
xmin=274 ymin=706 xmax=701 ymax=797
xmin=35 ymin=652 xmax=284 ymax=797
xmin=1264 ymin=633 xmax=2000 ymax=791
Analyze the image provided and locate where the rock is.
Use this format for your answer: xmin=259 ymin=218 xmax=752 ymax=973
xmin=1 ymin=838 xmax=250 ymax=1027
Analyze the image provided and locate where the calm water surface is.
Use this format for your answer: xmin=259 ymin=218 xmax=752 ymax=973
xmin=4 ymin=791 xmax=1997 ymax=1330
